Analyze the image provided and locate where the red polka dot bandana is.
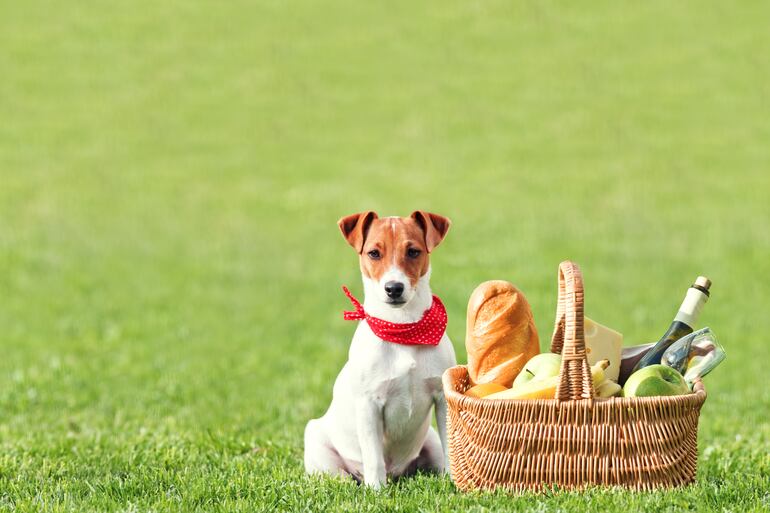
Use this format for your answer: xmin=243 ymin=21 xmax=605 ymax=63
xmin=342 ymin=286 xmax=447 ymax=346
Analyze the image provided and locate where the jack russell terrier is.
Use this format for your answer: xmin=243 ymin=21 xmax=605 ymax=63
xmin=304 ymin=210 xmax=457 ymax=488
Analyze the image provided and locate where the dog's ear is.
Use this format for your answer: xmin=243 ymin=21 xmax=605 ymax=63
xmin=338 ymin=211 xmax=378 ymax=253
xmin=410 ymin=211 xmax=451 ymax=252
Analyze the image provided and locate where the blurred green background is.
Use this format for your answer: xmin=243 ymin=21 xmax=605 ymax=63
xmin=1 ymin=1 xmax=768 ymax=511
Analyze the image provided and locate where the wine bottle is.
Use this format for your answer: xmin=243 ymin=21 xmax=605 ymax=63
xmin=631 ymin=276 xmax=712 ymax=373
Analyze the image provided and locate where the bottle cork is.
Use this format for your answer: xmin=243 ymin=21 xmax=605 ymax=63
xmin=695 ymin=276 xmax=711 ymax=291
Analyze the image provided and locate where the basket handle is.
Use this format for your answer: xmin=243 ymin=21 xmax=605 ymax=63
xmin=549 ymin=261 xmax=595 ymax=401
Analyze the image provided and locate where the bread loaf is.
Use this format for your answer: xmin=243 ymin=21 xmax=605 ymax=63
xmin=465 ymin=280 xmax=540 ymax=387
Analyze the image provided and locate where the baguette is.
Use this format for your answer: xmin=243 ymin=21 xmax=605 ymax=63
xmin=465 ymin=280 xmax=540 ymax=387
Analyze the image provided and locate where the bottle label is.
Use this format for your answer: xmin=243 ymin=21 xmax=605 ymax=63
xmin=674 ymin=287 xmax=708 ymax=327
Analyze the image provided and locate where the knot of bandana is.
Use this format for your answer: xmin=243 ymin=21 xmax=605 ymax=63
xmin=342 ymin=286 xmax=447 ymax=346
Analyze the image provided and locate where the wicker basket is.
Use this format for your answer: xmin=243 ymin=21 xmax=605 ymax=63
xmin=442 ymin=261 xmax=707 ymax=492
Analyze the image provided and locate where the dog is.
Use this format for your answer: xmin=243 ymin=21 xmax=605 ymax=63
xmin=304 ymin=210 xmax=457 ymax=488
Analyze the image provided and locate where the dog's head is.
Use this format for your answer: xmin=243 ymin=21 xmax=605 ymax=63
xmin=338 ymin=211 xmax=451 ymax=308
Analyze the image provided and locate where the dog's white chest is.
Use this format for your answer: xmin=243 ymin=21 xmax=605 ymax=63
xmin=380 ymin=351 xmax=429 ymax=433
xmin=349 ymin=323 xmax=445 ymax=439
xmin=350 ymin=323 xmax=444 ymax=391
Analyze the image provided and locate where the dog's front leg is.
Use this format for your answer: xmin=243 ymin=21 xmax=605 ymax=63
xmin=356 ymin=397 xmax=386 ymax=489
xmin=434 ymin=394 xmax=450 ymax=475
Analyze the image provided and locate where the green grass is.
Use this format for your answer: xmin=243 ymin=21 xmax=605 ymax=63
xmin=1 ymin=0 xmax=769 ymax=511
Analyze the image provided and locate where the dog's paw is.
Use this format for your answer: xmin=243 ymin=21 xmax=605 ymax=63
xmin=364 ymin=478 xmax=386 ymax=491
xmin=442 ymin=457 xmax=451 ymax=478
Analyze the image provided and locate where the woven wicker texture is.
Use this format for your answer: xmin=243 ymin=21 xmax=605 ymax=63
xmin=443 ymin=261 xmax=707 ymax=492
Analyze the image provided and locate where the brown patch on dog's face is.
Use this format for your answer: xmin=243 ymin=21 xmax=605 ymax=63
xmin=338 ymin=211 xmax=451 ymax=306
xmin=359 ymin=217 xmax=430 ymax=287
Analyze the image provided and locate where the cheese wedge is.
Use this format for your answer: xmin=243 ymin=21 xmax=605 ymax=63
xmin=584 ymin=317 xmax=623 ymax=382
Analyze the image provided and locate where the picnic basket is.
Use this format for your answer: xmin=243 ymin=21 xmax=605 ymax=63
xmin=442 ymin=260 xmax=707 ymax=492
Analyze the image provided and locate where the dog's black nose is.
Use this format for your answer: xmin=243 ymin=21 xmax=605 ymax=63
xmin=384 ymin=281 xmax=405 ymax=299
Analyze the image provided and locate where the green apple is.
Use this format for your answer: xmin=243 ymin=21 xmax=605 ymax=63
xmin=513 ymin=353 xmax=562 ymax=387
xmin=622 ymin=364 xmax=689 ymax=397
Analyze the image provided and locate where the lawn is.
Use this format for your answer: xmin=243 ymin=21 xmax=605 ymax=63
xmin=1 ymin=0 xmax=769 ymax=511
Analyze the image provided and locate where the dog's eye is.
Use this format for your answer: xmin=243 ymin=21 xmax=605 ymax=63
xmin=367 ymin=249 xmax=381 ymax=260
xmin=407 ymin=248 xmax=421 ymax=259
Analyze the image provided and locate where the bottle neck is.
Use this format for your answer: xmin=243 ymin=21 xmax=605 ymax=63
xmin=673 ymin=286 xmax=709 ymax=328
